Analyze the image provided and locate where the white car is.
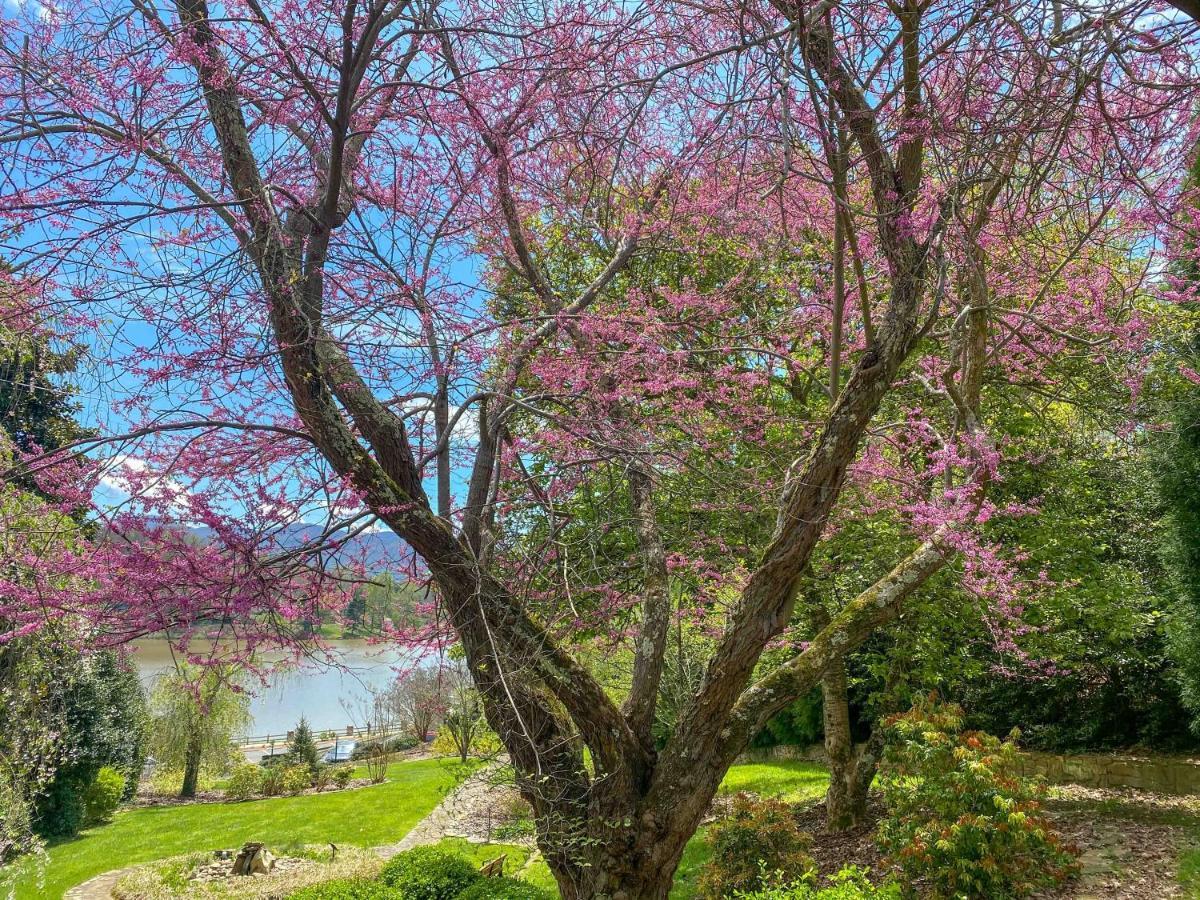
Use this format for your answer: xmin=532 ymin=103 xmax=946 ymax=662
xmin=323 ymin=740 xmax=356 ymax=763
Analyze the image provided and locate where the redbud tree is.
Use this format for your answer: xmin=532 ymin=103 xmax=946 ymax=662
xmin=0 ymin=0 xmax=1196 ymax=895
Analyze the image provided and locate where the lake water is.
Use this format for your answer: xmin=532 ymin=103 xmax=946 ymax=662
xmin=129 ymin=638 xmax=426 ymax=739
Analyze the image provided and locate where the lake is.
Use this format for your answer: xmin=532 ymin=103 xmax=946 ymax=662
xmin=129 ymin=638 xmax=427 ymax=739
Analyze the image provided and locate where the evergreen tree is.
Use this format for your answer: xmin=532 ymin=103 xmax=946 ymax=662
xmin=287 ymin=716 xmax=321 ymax=776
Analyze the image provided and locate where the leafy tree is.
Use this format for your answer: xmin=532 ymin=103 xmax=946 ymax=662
xmin=387 ymin=669 xmax=444 ymax=745
xmin=2 ymin=1 xmax=1194 ymax=893
xmin=0 ymin=327 xmax=93 ymax=504
xmin=148 ymin=664 xmax=250 ymax=798
xmin=1 ymin=326 xmax=149 ymax=845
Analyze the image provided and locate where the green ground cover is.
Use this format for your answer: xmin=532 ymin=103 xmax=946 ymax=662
xmin=5 ymin=759 xmax=461 ymax=899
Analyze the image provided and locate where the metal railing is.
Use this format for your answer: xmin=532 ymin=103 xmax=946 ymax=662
xmin=234 ymin=723 xmax=406 ymax=748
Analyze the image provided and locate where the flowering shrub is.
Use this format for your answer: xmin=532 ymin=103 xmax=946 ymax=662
xmin=876 ymin=700 xmax=1079 ymax=899
xmin=331 ymin=765 xmax=354 ymax=789
xmin=281 ymin=764 xmax=314 ymax=795
xmin=697 ymin=793 xmax=816 ymax=898
xmin=224 ymin=764 xmax=264 ymax=801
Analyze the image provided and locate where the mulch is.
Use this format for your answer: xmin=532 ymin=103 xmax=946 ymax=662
xmin=790 ymin=790 xmax=1193 ymax=898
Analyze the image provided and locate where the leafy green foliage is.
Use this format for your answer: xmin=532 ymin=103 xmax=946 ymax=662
xmin=82 ymin=766 xmax=125 ymax=826
xmin=224 ymin=764 xmax=264 ymax=801
xmin=456 ymin=877 xmax=555 ymax=900
xmin=732 ymin=867 xmax=901 ymax=899
xmin=752 ymin=691 xmax=824 ymax=749
xmin=697 ymin=794 xmax=816 ymax=899
xmin=149 ymin=664 xmax=249 ymax=797
xmin=876 ymin=701 xmax=1079 ymax=899
xmin=287 ymin=878 xmax=396 ymax=900
xmin=332 ymin=765 xmax=354 ymax=789
xmin=34 ymin=650 xmax=149 ymax=837
xmin=1161 ymin=324 xmax=1200 ymax=735
xmin=0 ymin=327 xmax=94 ymax=503
xmin=281 ymin=764 xmax=314 ymax=795
xmin=377 ymin=846 xmax=481 ymax=899
xmin=350 ymin=735 xmax=418 ymax=760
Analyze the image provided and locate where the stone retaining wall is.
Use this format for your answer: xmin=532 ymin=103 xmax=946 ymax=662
xmin=737 ymin=744 xmax=1200 ymax=796
xmin=1014 ymin=751 xmax=1200 ymax=795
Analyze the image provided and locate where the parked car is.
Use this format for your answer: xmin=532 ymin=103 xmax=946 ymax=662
xmin=323 ymin=739 xmax=357 ymax=763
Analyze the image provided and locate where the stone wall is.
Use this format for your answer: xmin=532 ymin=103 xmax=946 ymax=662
xmin=1014 ymin=751 xmax=1200 ymax=795
xmin=737 ymin=744 xmax=1200 ymax=796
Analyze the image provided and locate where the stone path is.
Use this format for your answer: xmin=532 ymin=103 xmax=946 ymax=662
xmin=63 ymin=867 xmax=135 ymax=900
xmin=378 ymin=765 xmax=534 ymax=855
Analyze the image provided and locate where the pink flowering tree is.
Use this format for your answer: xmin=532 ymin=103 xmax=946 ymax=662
xmin=1 ymin=0 xmax=1197 ymax=894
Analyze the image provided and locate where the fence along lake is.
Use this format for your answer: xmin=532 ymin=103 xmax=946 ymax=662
xmin=130 ymin=638 xmax=422 ymax=739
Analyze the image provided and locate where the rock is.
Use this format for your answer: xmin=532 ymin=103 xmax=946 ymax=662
xmin=230 ymin=842 xmax=276 ymax=876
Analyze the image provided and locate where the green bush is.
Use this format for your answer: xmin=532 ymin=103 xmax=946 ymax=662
xmin=261 ymin=765 xmax=285 ymax=797
xmin=876 ymin=700 xmax=1079 ymax=899
xmin=733 ymin=867 xmax=900 ymax=899
xmin=281 ymin=764 xmax=313 ymax=795
xmin=332 ymin=765 xmax=354 ymax=789
xmin=287 ymin=877 xmax=396 ymax=899
xmin=378 ymin=846 xmax=481 ymax=899
xmin=225 ymin=764 xmax=264 ymax=801
xmin=457 ymin=876 xmax=556 ymax=900
xmin=350 ymin=735 xmax=418 ymax=760
xmin=36 ymin=771 xmax=89 ymax=836
xmin=697 ymin=793 xmax=816 ymax=899
xmin=82 ymin=766 xmax=125 ymax=826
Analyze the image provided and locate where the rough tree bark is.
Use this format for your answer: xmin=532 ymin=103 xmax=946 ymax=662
xmin=179 ymin=730 xmax=203 ymax=799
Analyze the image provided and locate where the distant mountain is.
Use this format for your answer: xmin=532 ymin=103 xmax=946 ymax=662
xmin=185 ymin=523 xmax=409 ymax=571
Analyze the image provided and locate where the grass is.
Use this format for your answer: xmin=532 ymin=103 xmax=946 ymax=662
xmin=1180 ymin=841 xmax=1200 ymax=898
xmin=5 ymin=758 xmax=464 ymax=900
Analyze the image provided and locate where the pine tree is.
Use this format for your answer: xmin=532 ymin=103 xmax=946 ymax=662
xmin=287 ymin=716 xmax=321 ymax=775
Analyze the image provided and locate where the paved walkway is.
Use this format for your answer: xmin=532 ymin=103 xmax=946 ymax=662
xmin=63 ymin=867 xmax=134 ymax=900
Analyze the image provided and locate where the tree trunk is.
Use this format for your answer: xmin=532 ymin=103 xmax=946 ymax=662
xmin=541 ymin=822 xmax=692 ymax=900
xmin=180 ymin=730 xmax=203 ymax=799
xmin=821 ymin=659 xmax=874 ymax=831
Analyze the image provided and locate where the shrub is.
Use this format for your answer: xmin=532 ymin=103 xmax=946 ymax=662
xmin=147 ymin=767 xmax=219 ymax=797
xmin=876 ymin=700 xmax=1079 ymax=900
xmin=697 ymin=793 xmax=816 ymax=899
xmin=82 ymin=766 xmax=125 ymax=826
xmin=313 ymin=766 xmax=332 ymax=791
xmin=225 ymin=764 xmax=264 ymax=801
xmin=287 ymin=878 xmax=395 ymax=900
xmin=350 ymin=735 xmax=418 ymax=761
xmin=378 ymin=846 xmax=481 ymax=899
xmin=732 ymin=867 xmax=901 ymax=899
xmin=281 ymin=764 xmax=314 ymax=795
xmin=332 ymin=765 xmax=354 ymax=789
xmin=457 ymin=877 xmax=556 ymax=900
xmin=261 ymin=765 xmax=286 ymax=797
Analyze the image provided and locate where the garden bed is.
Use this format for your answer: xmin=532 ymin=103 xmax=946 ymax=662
xmin=111 ymin=846 xmax=383 ymax=899
xmin=781 ymin=788 xmax=1198 ymax=900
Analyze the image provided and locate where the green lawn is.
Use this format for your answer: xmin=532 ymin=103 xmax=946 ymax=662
xmin=4 ymin=759 xmax=463 ymax=899
xmin=5 ymin=757 xmax=828 ymax=900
